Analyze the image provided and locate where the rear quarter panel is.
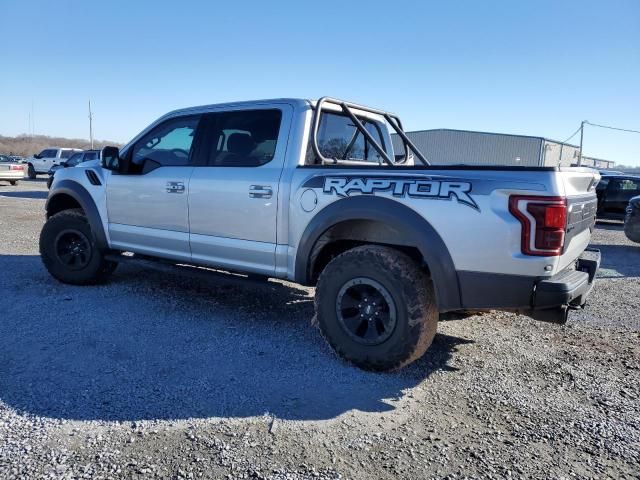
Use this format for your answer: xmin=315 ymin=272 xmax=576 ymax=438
xmin=285 ymin=167 xmax=583 ymax=280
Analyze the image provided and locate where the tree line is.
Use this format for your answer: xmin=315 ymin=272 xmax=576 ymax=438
xmin=0 ymin=134 xmax=122 ymax=157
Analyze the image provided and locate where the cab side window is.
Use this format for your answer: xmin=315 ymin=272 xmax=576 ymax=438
xmin=60 ymin=150 xmax=76 ymax=159
xmin=39 ymin=149 xmax=57 ymax=158
xmin=204 ymin=109 xmax=282 ymax=167
xmin=131 ymin=115 xmax=200 ymax=168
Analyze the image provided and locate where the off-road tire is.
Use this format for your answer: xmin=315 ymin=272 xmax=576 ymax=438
xmin=40 ymin=208 xmax=117 ymax=285
xmin=315 ymin=245 xmax=438 ymax=371
xmin=624 ymin=219 xmax=640 ymax=244
xmin=27 ymin=163 xmax=36 ymax=179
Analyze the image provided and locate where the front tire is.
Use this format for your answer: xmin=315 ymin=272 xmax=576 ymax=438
xmin=27 ymin=163 xmax=36 ymax=179
xmin=40 ymin=209 xmax=117 ymax=285
xmin=315 ymin=245 xmax=438 ymax=371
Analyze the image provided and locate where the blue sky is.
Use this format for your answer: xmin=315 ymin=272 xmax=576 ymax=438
xmin=1 ymin=0 xmax=639 ymax=165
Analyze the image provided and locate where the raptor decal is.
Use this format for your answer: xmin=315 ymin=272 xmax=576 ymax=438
xmin=321 ymin=177 xmax=479 ymax=210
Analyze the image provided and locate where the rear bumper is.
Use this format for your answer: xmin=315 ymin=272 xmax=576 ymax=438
xmin=456 ymin=248 xmax=600 ymax=323
xmin=533 ymin=248 xmax=600 ymax=309
xmin=0 ymin=172 xmax=25 ymax=180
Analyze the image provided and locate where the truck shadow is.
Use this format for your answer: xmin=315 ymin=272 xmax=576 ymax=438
xmin=0 ymin=255 xmax=472 ymax=422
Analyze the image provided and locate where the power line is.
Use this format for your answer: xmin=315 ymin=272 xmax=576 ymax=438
xmin=561 ymin=125 xmax=582 ymax=143
xmin=584 ymin=121 xmax=640 ymax=135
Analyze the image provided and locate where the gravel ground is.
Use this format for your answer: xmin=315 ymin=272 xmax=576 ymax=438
xmin=0 ymin=179 xmax=638 ymax=479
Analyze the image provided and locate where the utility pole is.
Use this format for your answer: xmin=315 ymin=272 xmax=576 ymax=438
xmin=88 ymin=99 xmax=94 ymax=149
xmin=578 ymin=120 xmax=586 ymax=166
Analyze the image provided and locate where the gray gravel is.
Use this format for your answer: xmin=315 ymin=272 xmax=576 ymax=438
xmin=0 ymin=179 xmax=639 ymax=479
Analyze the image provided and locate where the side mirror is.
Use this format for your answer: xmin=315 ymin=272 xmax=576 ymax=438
xmin=101 ymin=146 xmax=120 ymax=171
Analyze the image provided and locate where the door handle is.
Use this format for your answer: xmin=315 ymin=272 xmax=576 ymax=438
xmin=249 ymin=185 xmax=273 ymax=199
xmin=166 ymin=181 xmax=185 ymax=194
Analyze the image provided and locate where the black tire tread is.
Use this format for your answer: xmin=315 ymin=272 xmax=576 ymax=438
xmin=316 ymin=245 xmax=438 ymax=371
xmin=39 ymin=208 xmax=117 ymax=285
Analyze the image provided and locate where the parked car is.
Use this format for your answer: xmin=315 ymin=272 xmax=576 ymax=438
xmin=596 ymin=175 xmax=640 ymax=219
xmin=9 ymin=155 xmax=25 ymax=163
xmin=47 ymin=150 xmax=101 ymax=188
xmin=27 ymin=147 xmax=82 ymax=179
xmin=624 ymin=195 xmax=640 ymax=243
xmin=0 ymin=154 xmax=25 ymax=185
xmin=41 ymin=96 xmax=601 ymax=371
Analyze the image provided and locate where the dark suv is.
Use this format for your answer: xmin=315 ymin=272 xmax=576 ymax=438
xmin=596 ymin=175 xmax=640 ymax=219
xmin=47 ymin=150 xmax=100 ymax=188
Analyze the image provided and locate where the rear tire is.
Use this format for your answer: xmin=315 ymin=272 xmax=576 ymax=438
xmin=9 ymin=180 xmax=17 ymax=186
xmin=315 ymin=245 xmax=438 ymax=371
xmin=40 ymin=209 xmax=117 ymax=285
xmin=27 ymin=163 xmax=36 ymax=179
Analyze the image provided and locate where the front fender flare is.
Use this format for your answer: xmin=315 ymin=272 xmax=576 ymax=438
xmin=46 ymin=179 xmax=108 ymax=251
xmin=294 ymin=195 xmax=461 ymax=311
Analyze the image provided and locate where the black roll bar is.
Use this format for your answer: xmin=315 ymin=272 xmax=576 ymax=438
xmin=311 ymin=96 xmax=430 ymax=166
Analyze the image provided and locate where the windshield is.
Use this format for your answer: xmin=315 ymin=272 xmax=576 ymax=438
xmin=65 ymin=153 xmax=83 ymax=167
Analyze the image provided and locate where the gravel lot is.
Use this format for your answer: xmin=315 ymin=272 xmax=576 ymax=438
xmin=0 ymin=179 xmax=638 ymax=479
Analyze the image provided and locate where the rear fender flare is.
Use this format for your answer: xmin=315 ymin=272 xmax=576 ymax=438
xmin=294 ymin=196 xmax=461 ymax=311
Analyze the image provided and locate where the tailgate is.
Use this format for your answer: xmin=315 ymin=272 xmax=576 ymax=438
xmin=558 ymin=168 xmax=600 ymax=270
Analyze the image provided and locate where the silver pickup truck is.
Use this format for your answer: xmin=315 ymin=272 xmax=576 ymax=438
xmin=41 ymin=97 xmax=601 ymax=371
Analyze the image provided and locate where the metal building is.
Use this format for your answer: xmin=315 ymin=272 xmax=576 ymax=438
xmin=391 ymin=129 xmax=615 ymax=168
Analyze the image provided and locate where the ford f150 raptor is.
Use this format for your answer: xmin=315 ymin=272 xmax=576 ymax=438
xmin=40 ymin=97 xmax=601 ymax=371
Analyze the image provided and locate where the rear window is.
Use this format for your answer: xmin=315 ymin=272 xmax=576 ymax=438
xmin=312 ymin=112 xmax=387 ymax=164
xmin=609 ymin=178 xmax=640 ymax=195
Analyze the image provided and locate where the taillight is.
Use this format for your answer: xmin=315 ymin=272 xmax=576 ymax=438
xmin=9 ymin=165 xmax=24 ymax=171
xmin=509 ymin=195 xmax=567 ymax=256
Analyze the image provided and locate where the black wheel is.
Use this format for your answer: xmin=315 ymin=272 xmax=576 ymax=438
xmin=46 ymin=176 xmax=53 ymax=189
xmin=27 ymin=163 xmax=36 ymax=179
xmin=9 ymin=180 xmax=17 ymax=186
xmin=39 ymin=209 xmax=117 ymax=285
xmin=315 ymin=245 xmax=438 ymax=371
